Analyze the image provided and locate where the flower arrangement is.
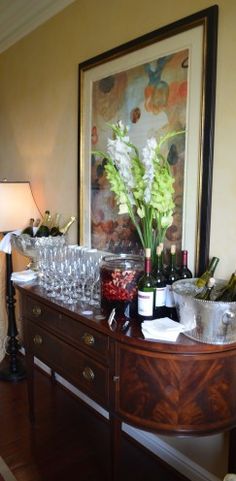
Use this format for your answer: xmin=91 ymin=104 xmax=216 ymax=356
xmin=95 ymin=121 xmax=184 ymax=258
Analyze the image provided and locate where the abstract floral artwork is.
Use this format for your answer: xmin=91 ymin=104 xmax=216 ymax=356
xmin=91 ymin=50 xmax=187 ymax=254
xmin=79 ymin=6 xmax=218 ymax=273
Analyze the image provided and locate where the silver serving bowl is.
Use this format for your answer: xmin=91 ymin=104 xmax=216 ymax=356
xmin=173 ymin=278 xmax=236 ymax=344
xmin=11 ymin=234 xmax=66 ymax=270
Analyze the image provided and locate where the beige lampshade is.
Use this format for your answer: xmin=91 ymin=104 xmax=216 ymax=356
xmin=0 ymin=181 xmax=41 ymax=232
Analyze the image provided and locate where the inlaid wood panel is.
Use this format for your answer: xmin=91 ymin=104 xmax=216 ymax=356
xmin=115 ymin=345 xmax=236 ymax=435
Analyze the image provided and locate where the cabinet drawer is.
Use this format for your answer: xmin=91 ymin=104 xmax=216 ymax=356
xmin=23 ymin=296 xmax=109 ymax=363
xmin=26 ymin=322 xmax=109 ymax=407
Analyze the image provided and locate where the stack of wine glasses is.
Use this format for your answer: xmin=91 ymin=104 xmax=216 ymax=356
xmin=37 ymin=244 xmax=103 ymax=309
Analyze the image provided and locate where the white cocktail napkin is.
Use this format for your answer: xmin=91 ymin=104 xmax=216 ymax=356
xmin=142 ymin=317 xmax=185 ymax=342
xmin=11 ymin=269 xmax=37 ymax=283
xmin=0 ymin=230 xmax=22 ymax=254
xmin=0 ymin=227 xmax=39 ymax=254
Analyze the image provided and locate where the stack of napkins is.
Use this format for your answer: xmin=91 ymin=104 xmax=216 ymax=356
xmin=142 ymin=317 xmax=185 ymax=342
xmin=11 ymin=269 xmax=37 ymax=283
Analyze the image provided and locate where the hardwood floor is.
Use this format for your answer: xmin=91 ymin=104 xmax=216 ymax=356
xmin=0 ymin=366 xmax=189 ymax=481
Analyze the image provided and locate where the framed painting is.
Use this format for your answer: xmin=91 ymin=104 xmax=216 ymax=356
xmin=78 ymin=6 xmax=218 ymax=275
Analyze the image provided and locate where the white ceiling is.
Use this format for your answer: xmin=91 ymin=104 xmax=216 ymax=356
xmin=0 ymin=0 xmax=76 ymax=53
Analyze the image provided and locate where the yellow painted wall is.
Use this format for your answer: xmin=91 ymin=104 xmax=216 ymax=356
xmin=0 ymin=0 xmax=236 ymax=478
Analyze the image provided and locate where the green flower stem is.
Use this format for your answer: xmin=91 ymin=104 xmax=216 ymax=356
xmin=127 ymin=201 xmax=145 ymax=248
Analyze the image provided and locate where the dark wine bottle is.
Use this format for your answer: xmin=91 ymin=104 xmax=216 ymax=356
xmin=50 ymin=213 xmax=62 ymax=236
xmin=215 ymin=271 xmax=236 ymax=301
xmin=165 ymin=244 xmax=179 ymax=321
xmin=154 ymin=245 xmax=167 ymax=318
xmin=22 ymin=218 xmax=34 ymax=236
xmin=59 ymin=216 xmax=76 ymax=235
xmin=35 ymin=210 xmax=51 ymax=237
xmin=196 ymin=257 xmax=219 ymax=288
xmin=179 ymin=250 xmax=192 ymax=279
xmin=34 ymin=218 xmax=41 ymax=228
xmin=159 ymin=242 xmax=169 ymax=277
xmin=195 ymin=277 xmax=216 ymax=300
xmin=138 ymin=247 xmax=155 ymax=320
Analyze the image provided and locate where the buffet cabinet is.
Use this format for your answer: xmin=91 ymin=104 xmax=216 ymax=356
xmin=17 ymin=284 xmax=236 ymax=481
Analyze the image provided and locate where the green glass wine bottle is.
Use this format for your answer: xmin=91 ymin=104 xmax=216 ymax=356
xmin=50 ymin=213 xmax=62 ymax=236
xmin=178 ymin=250 xmax=192 ymax=279
xmin=59 ymin=216 xmax=76 ymax=235
xmin=34 ymin=218 xmax=41 ymax=229
xmin=35 ymin=210 xmax=51 ymax=237
xmin=138 ymin=247 xmax=155 ymax=320
xmin=165 ymin=244 xmax=179 ymax=321
xmin=153 ymin=245 xmax=166 ymax=318
xmin=195 ymin=277 xmax=216 ymax=300
xmin=22 ymin=218 xmax=34 ymax=236
xmin=196 ymin=257 xmax=219 ymax=288
xmin=215 ymin=271 xmax=236 ymax=301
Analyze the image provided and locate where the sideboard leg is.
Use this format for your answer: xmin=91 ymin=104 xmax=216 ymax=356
xmin=110 ymin=414 xmax=122 ymax=481
xmin=228 ymin=427 xmax=236 ymax=472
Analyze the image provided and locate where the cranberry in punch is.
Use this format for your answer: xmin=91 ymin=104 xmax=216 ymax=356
xmin=100 ymin=254 xmax=143 ymax=320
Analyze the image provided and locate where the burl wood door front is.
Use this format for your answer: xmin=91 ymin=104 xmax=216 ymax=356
xmin=115 ymin=343 xmax=236 ymax=435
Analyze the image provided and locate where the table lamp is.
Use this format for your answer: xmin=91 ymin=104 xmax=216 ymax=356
xmin=0 ymin=180 xmax=41 ymax=381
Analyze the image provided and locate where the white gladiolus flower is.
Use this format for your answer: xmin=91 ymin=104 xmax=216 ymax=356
xmin=142 ymin=138 xmax=157 ymax=162
xmin=98 ymin=121 xmax=182 ymax=253
xmin=143 ymin=187 xmax=151 ymax=204
xmin=141 ymin=137 xmax=157 ymax=204
xmin=119 ymin=203 xmax=129 ymax=214
xmin=107 ymin=136 xmax=135 ymax=190
xmin=161 ymin=213 xmax=173 ymax=228
xmin=127 ymin=191 xmax=135 ymax=206
xmin=107 ymin=138 xmax=130 ymax=162
xmin=148 ymin=137 xmax=157 ymax=148
xmin=137 ymin=206 xmax=145 ymax=218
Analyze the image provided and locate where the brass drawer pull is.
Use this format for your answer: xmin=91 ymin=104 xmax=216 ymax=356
xmin=82 ymin=332 xmax=95 ymax=346
xmin=82 ymin=366 xmax=95 ymax=382
xmin=32 ymin=306 xmax=42 ymax=317
xmin=33 ymin=334 xmax=43 ymax=345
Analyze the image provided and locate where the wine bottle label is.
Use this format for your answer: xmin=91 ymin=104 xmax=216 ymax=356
xmin=155 ymin=287 xmax=166 ymax=307
xmin=138 ymin=291 xmax=154 ymax=316
xmin=165 ymin=284 xmax=175 ymax=307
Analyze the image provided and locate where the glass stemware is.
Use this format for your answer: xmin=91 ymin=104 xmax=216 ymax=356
xmin=36 ymin=243 xmax=103 ymax=309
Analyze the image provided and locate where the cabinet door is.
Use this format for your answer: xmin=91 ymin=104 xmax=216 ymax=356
xmin=115 ymin=343 xmax=236 ymax=435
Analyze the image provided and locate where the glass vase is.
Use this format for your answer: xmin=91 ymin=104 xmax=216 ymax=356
xmin=100 ymin=254 xmax=143 ymax=320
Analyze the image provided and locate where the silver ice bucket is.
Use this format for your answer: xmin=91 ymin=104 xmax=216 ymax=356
xmin=11 ymin=233 xmax=66 ymax=270
xmin=192 ymin=298 xmax=236 ymax=344
xmin=173 ymin=278 xmax=236 ymax=344
xmin=172 ymin=278 xmax=203 ymax=330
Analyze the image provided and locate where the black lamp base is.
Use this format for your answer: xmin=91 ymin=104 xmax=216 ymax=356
xmin=0 ymin=355 xmax=26 ymax=382
xmin=0 ymin=251 xmax=26 ymax=383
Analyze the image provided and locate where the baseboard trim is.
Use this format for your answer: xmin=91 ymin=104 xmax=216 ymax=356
xmin=34 ymin=357 xmax=221 ymax=481
xmin=123 ymin=425 xmax=221 ymax=481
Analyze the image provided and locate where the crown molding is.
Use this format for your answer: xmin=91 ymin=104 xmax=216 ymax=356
xmin=0 ymin=0 xmax=76 ymax=54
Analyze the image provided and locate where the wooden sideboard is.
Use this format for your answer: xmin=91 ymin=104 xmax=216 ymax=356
xmin=17 ymin=283 xmax=236 ymax=480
